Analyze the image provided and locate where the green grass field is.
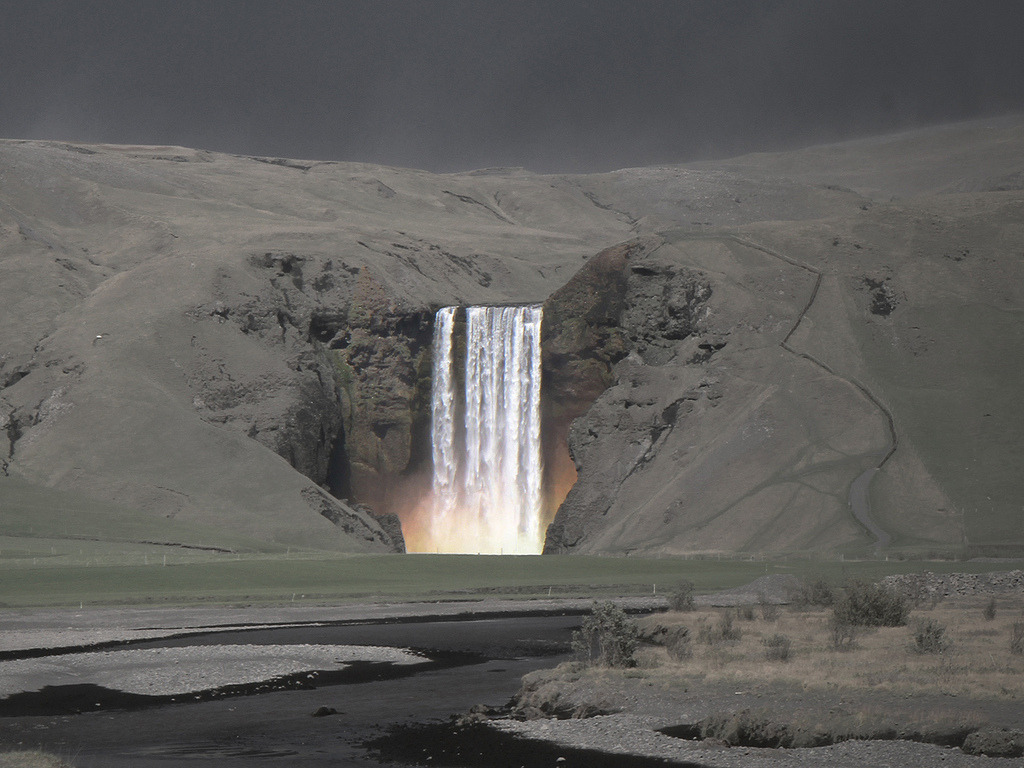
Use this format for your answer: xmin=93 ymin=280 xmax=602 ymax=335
xmin=3 ymin=549 xmax=1022 ymax=608
xmin=3 ymin=476 xmax=1021 ymax=608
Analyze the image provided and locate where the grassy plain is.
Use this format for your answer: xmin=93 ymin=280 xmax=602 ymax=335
xmin=2 ymin=543 xmax=1022 ymax=608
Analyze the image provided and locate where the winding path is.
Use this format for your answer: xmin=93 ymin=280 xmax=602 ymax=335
xmin=713 ymin=234 xmax=897 ymax=549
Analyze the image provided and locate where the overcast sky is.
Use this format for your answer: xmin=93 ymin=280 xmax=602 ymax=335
xmin=2 ymin=1 xmax=1023 ymax=172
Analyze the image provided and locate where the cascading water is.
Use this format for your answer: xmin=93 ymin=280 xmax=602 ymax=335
xmin=430 ymin=306 xmax=459 ymax=533
xmin=421 ymin=304 xmax=544 ymax=554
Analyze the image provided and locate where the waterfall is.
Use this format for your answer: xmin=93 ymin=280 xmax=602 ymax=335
xmin=426 ymin=304 xmax=544 ymax=554
xmin=430 ymin=306 xmax=459 ymax=531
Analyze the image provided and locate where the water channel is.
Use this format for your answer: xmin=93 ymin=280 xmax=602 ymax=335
xmin=0 ymin=615 xmax=598 ymax=767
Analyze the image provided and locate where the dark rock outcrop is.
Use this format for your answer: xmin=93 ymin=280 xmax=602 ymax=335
xmin=307 ymin=271 xmax=434 ymax=521
xmin=542 ymin=239 xmax=713 ymax=554
xmin=178 ymin=250 xmax=434 ymax=550
xmin=540 ymin=239 xmax=642 ymax=476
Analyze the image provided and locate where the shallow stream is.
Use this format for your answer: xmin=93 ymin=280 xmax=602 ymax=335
xmin=0 ymin=615 xmax=592 ymax=767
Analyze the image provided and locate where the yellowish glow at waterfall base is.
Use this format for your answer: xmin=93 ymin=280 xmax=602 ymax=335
xmin=402 ymin=495 xmax=550 ymax=555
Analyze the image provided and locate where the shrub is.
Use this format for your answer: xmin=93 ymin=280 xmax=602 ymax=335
xmin=758 ymin=592 xmax=779 ymax=622
xmin=665 ymin=627 xmax=692 ymax=661
xmin=719 ymin=609 xmax=742 ymax=641
xmin=1011 ymin=622 xmax=1024 ymax=656
xmin=828 ymin=616 xmax=856 ymax=650
xmin=699 ymin=609 xmax=743 ymax=645
xmin=738 ymin=604 xmax=755 ymax=621
xmin=793 ymin=577 xmax=835 ymax=608
xmin=983 ymin=598 xmax=997 ymax=621
xmin=832 ymin=581 xmax=909 ymax=627
xmin=668 ymin=580 xmax=696 ymax=612
xmin=697 ymin=619 xmax=716 ymax=645
xmin=571 ymin=602 xmax=639 ymax=668
xmin=762 ymin=634 xmax=791 ymax=661
xmin=911 ymin=618 xmax=950 ymax=654
xmin=640 ymin=623 xmax=692 ymax=661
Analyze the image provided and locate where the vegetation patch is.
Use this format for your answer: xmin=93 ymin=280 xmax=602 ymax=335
xmin=571 ymin=602 xmax=639 ymax=668
xmin=642 ymin=600 xmax=1023 ymax=699
xmin=911 ymin=618 xmax=950 ymax=654
xmin=761 ymin=633 xmax=791 ymax=661
xmin=832 ymin=580 xmax=910 ymax=627
xmin=519 ymin=586 xmax=1023 ymax=759
xmin=663 ymin=708 xmax=980 ymax=751
xmin=667 ymin=579 xmax=695 ymax=612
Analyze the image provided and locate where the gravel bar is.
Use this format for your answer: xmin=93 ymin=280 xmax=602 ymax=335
xmin=493 ymin=716 xmax=1018 ymax=767
xmin=0 ymin=643 xmax=424 ymax=698
xmin=0 ymin=597 xmax=663 ymax=654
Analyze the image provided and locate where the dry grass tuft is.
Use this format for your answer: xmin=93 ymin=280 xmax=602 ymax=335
xmin=639 ymin=598 xmax=1024 ymax=699
xmin=1011 ymin=622 xmax=1024 ymax=656
xmin=0 ymin=751 xmax=75 ymax=768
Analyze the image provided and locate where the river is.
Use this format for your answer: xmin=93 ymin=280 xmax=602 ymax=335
xmin=0 ymin=614 xmax=588 ymax=767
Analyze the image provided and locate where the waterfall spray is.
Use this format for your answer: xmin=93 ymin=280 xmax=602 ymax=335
xmin=426 ymin=304 xmax=544 ymax=554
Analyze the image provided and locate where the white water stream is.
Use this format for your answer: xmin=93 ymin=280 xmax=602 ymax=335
xmin=428 ymin=305 xmax=544 ymax=554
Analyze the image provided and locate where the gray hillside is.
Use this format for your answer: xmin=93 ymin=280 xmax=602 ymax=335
xmin=1 ymin=117 xmax=1021 ymax=555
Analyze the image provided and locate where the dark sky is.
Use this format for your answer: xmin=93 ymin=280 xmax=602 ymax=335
xmin=2 ymin=0 xmax=1023 ymax=172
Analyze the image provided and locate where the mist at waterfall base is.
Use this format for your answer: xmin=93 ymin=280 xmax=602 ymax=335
xmin=402 ymin=305 xmax=552 ymax=555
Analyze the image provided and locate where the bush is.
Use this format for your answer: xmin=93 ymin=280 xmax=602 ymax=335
xmin=983 ymin=598 xmax=997 ymax=621
xmin=696 ymin=619 xmax=715 ymax=645
xmin=738 ymin=604 xmax=755 ymax=621
xmin=762 ymin=634 xmax=791 ymax=661
xmin=832 ymin=581 xmax=909 ymax=627
xmin=571 ymin=602 xmax=639 ymax=668
xmin=962 ymin=728 xmax=1024 ymax=758
xmin=665 ymin=627 xmax=692 ymax=661
xmin=720 ymin=609 xmax=743 ymax=641
xmin=639 ymin=623 xmax=692 ymax=661
xmin=668 ymin=580 xmax=696 ymax=612
xmin=793 ymin=578 xmax=835 ymax=608
xmin=699 ymin=609 xmax=743 ymax=645
xmin=758 ymin=593 xmax=779 ymax=622
xmin=911 ymin=618 xmax=950 ymax=654
xmin=828 ymin=616 xmax=856 ymax=650
xmin=1011 ymin=622 xmax=1024 ymax=656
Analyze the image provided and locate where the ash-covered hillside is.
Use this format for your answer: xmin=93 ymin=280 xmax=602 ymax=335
xmin=1 ymin=115 xmax=1021 ymax=556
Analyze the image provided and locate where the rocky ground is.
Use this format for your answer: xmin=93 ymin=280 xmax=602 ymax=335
xmin=881 ymin=570 xmax=1024 ymax=600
